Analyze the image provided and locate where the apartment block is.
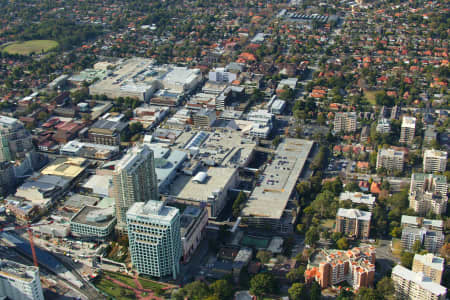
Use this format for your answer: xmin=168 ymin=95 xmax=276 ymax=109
xmin=423 ymin=149 xmax=447 ymax=174
xmin=412 ymin=254 xmax=444 ymax=284
xmin=400 ymin=216 xmax=444 ymax=254
xmin=305 ymin=246 xmax=376 ymax=290
xmin=392 ymin=265 xmax=446 ymax=300
xmin=335 ymin=208 xmax=371 ymax=239
xmin=409 ymin=173 xmax=448 ymax=215
xmin=88 ymin=119 xmax=128 ymax=146
xmin=410 ymin=173 xmax=448 ymax=197
xmin=376 ymin=118 xmax=391 ymax=134
xmin=0 ymin=259 xmax=44 ymax=300
xmin=334 ymin=112 xmax=357 ymax=133
xmin=126 ymin=201 xmax=182 ymax=279
xmin=376 ymin=148 xmax=405 ymax=172
xmin=112 ymin=145 xmax=159 ymax=230
xmin=400 ymin=116 xmax=416 ymax=144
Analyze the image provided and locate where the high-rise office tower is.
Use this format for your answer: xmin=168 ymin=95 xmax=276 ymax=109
xmin=126 ymin=200 xmax=182 ymax=279
xmin=112 ymin=144 xmax=158 ymax=230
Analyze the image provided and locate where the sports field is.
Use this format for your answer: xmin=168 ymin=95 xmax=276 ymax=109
xmin=2 ymin=40 xmax=59 ymax=55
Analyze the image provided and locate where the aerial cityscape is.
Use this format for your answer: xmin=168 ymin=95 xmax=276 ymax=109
xmin=0 ymin=0 xmax=448 ymax=299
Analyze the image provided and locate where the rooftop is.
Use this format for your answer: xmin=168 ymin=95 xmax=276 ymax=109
xmin=413 ymin=253 xmax=444 ymax=271
xmin=242 ymin=138 xmax=313 ymax=220
xmin=127 ymin=200 xmax=179 ymax=223
xmin=339 ymin=191 xmax=376 ymax=206
xmin=41 ymin=157 xmax=87 ymax=178
xmin=402 ymin=116 xmax=416 ymax=128
xmin=70 ymin=205 xmax=115 ymax=227
xmin=172 ymin=167 xmax=237 ymax=202
xmin=0 ymin=259 xmax=38 ymax=283
xmin=337 ymin=208 xmax=371 ymax=221
xmin=115 ymin=144 xmax=153 ymax=173
xmin=392 ymin=265 xmax=446 ymax=296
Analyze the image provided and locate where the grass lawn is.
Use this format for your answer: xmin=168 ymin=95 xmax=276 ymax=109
xmin=104 ymin=271 xmax=138 ymax=289
xmin=2 ymin=40 xmax=59 ymax=55
xmin=138 ymin=278 xmax=165 ymax=290
xmin=391 ymin=238 xmax=402 ymax=257
xmin=364 ymin=90 xmax=378 ymax=105
xmin=320 ymin=219 xmax=335 ymax=230
xmin=94 ymin=276 xmax=136 ymax=300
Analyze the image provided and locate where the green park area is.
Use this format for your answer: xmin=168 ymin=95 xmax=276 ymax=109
xmin=94 ymin=271 xmax=168 ymax=299
xmin=2 ymin=40 xmax=59 ymax=55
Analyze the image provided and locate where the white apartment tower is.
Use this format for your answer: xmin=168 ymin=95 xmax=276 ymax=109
xmin=376 ymin=148 xmax=405 ymax=172
xmin=0 ymin=259 xmax=44 ymax=300
xmin=0 ymin=116 xmax=33 ymax=162
xmin=334 ymin=112 xmax=357 ymax=133
xmin=126 ymin=201 xmax=182 ymax=279
xmin=423 ymin=149 xmax=447 ymax=174
xmin=112 ymin=145 xmax=159 ymax=229
xmin=409 ymin=173 xmax=448 ymax=215
xmin=400 ymin=116 xmax=416 ymax=144
xmin=392 ymin=265 xmax=446 ymax=300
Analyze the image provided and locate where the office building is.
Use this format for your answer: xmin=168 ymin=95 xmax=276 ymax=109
xmin=70 ymin=206 xmax=116 ymax=240
xmin=0 ymin=259 xmax=44 ymax=300
xmin=392 ymin=265 xmax=446 ymax=300
xmin=192 ymin=109 xmax=216 ymax=128
xmin=335 ymin=208 xmax=371 ymax=239
xmin=305 ymin=246 xmax=376 ymax=290
xmin=0 ymin=116 xmax=33 ymax=162
xmin=412 ymin=254 xmax=444 ymax=284
xmin=376 ymin=148 xmax=405 ymax=172
xmin=88 ymin=119 xmax=128 ymax=146
xmin=208 ymin=67 xmax=237 ymax=83
xmin=112 ymin=145 xmax=158 ymax=229
xmin=334 ymin=112 xmax=357 ymax=133
xmin=423 ymin=149 xmax=447 ymax=174
xmin=400 ymin=116 xmax=416 ymax=144
xmin=126 ymin=201 xmax=182 ymax=279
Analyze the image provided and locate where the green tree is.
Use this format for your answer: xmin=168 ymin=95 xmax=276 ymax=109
xmin=305 ymin=227 xmax=320 ymax=246
xmin=250 ymin=273 xmax=276 ymax=298
xmin=336 ymin=237 xmax=349 ymax=250
xmin=256 ymin=250 xmax=272 ymax=264
xmin=173 ymin=281 xmax=210 ymax=300
xmin=355 ymin=287 xmax=382 ymax=300
xmin=412 ymin=240 xmax=422 ymax=253
xmin=401 ymin=251 xmax=414 ymax=269
xmin=286 ymin=266 xmax=305 ymax=283
xmin=288 ymin=283 xmax=306 ymax=300
xmin=232 ymin=191 xmax=247 ymax=218
xmin=376 ymin=277 xmax=395 ymax=299
xmin=210 ymin=279 xmax=233 ymax=300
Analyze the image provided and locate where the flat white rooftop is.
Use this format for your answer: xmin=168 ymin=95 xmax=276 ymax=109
xmin=392 ymin=265 xmax=446 ymax=296
xmin=242 ymin=138 xmax=313 ymax=220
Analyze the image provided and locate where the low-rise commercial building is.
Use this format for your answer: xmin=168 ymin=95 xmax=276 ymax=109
xmin=88 ymin=119 xmax=128 ymax=146
xmin=335 ymin=208 xmax=371 ymax=239
xmin=392 ymin=265 xmax=446 ymax=300
xmin=180 ymin=206 xmax=208 ymax=263
xmin=242 ymin=138 xmax=313 ymax=233
xmin=70 ymin=206 xmax=116 ymax=240
xmin=305 ymin=246 xmax=376 ymax=290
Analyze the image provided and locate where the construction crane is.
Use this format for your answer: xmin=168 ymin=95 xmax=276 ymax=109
xmin=0 ymin=221 xmax=53 ymax=267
